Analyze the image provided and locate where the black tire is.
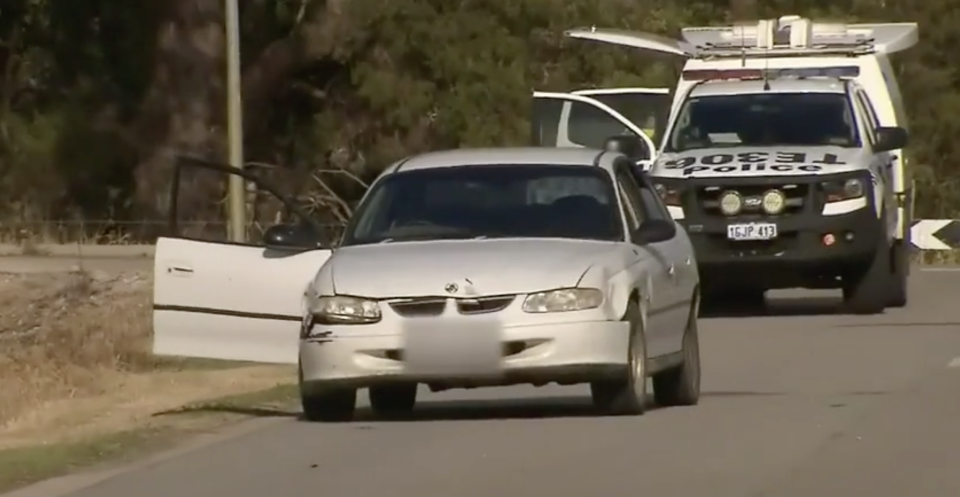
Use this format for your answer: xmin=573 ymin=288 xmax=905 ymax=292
xmin=842 ymin=240 xmax=891 ymax=315
xmin=299 ymin=364 xmax=357 ymax=422
xmin=369 ymin=383 xmax=418 ymax=418
xmin=887 ymin=240 xmax=909 ymax=308
xmin=652 ymin=294 xmax=701 ymax=407
xmin=590 ymin=300 xmax=647 ymax=416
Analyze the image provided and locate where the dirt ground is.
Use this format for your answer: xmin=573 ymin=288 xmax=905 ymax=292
xmin=0 ymin=269 xmax=292 ymax=450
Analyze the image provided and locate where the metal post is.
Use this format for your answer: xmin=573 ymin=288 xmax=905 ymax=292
xmin=225 ymin=0 xmax=246 ymax=242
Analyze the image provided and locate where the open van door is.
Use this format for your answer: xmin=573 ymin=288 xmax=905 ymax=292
xmin=531 ymin=91 xmax=658 ymax=169
xmin=152 ymin=157 xmax=334 ymax=365
xmin=572 ymin=87 xmax=672 ymax=149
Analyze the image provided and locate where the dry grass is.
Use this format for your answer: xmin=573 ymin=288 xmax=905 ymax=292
xmin=0 ymin=270 xmax=151 ymax=425
xmin=0 ymin=269 xmax=293 ymax=450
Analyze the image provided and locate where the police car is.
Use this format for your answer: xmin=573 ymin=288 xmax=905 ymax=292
xmin=537 ymin=15 xmax=918 ymax=313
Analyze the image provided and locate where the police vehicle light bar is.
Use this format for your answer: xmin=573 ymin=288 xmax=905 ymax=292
xmin=682 ymin=65 xmax=860 ymax=81
xmin=681 ymin=15 xmax=918 ymax=58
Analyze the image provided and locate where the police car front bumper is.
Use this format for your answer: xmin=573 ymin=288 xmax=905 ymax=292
xmin=661 ymin=173 xmax=884 ymax=289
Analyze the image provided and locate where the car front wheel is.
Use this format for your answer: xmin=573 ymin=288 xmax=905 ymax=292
xmin=590 ymin=299 xmax=647 ymax=416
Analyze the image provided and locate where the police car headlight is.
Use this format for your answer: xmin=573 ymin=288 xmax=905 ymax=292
xmin=822 ymin=178 xmax=865 ymax=203
xmin=719 ymin=190 xmax=742 ymax=216
xmin=761 ymin=189 xmax=786 ymax=215
xmin=312 ymin=295 xmax=381 ymax=324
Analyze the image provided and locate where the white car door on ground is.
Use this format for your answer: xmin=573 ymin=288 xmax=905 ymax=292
xmin=152 ymin=159 xmax=333 ymax=365
xmin=531 ymin=91 xmax=657 ymax=169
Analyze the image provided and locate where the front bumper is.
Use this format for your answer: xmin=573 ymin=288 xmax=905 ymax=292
xmin=658 ymin=173 xmax=884 ymax=289
xmin=299 ymin=319 xmax=630 ymax=391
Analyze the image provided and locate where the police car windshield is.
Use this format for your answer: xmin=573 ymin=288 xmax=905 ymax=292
xmin=665 ymin=93 xmax=860 ymax=153
xmin=340 ymin=164 xmax=624 ymax=246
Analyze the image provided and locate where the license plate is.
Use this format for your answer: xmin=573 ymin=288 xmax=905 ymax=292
xmin=401 ymin=317 xmax=503 ymax=377
xmin=727 ymin=223 xmax=777 ymax=241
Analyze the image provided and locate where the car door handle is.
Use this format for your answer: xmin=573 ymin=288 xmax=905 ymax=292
xmin=166 ymin=263 xmax=194 ymax=274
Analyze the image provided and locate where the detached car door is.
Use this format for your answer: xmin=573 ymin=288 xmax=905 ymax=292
xmin=531 ymin=91 xmax=657 ymax=169
xmin=152 ymin=158 xmax=334 ymax=365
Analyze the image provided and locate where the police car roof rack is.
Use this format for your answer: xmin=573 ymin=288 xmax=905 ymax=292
xmin=683 ymin=15 xmax=919 ymax=59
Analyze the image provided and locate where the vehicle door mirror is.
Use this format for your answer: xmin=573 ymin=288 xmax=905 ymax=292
xmin=604 ymin=135 xmax=646 ymax=160
xmin=263 ymin=223 xmax=324 ymax=251
xmin=632 ymin=219 xmax=676 ymax=245
xmin=874 ymin=126 xmax=908 ymax=153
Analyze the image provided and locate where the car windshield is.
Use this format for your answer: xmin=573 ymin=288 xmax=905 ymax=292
xmin=665 ymin=92 xmax=860 ymax=152
xmin=341 ymin=164 xmax=623 ymax=246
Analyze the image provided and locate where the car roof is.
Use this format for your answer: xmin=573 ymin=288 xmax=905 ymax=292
xmin=690 ymin=78 xmax=847 ymax=97
xmin=387 ymin=147 xmax=613 ymax=173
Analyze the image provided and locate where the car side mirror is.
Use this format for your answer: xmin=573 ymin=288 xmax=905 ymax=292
xmin=874 ymin=126 xmax=908 ymax=153
xmin=633 ymin=219 xmax=676 ymax=245
xmin=604 ymin=135 xmax=646 ymax=160
xmin=262 ymin=223 xmax=324 ymax=251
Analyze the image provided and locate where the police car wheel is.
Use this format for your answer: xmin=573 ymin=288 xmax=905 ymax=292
xmin=887 ymin=240 xmax=909 ymax=308
xmin=842 ymin=242 xmax=891 ymax=315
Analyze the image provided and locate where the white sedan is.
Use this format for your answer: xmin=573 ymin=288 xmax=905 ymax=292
xmin=152 ymin=147 xmax=701 ymax=421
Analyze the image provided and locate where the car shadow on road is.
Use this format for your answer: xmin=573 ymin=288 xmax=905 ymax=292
xmin=701 ymin=295 xmax=845 ymax=318
xmin=155 ymin=391 xmax=785 ymax=424
xmin=343 ymin=390 xmax=784 ymax=423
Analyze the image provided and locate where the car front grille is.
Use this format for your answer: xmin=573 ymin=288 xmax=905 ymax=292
xmin=456 ymin=296 xmax=516 ymax=314
xmin=387 ymin=295 xmax=516 ymax=317
xmin=695 ymin=183 xmax=809 ymax=218
xmin=388 ymin=298 xmax=447 ymax=317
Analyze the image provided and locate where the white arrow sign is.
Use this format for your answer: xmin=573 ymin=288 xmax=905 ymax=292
xmin=910 ymin=220 xmax=960 ymax=250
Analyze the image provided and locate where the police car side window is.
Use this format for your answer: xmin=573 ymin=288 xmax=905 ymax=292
xmin=855 ymin=91 xmax=881 ymax=147
xmin=568 ymin=102 xmax=651 ymax=159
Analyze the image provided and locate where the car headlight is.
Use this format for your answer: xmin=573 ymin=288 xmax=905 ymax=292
xmin=522 ymin=288 xmax=603 ymax=313
xmin=821 ymin=178 xmax=865 ymax=203
xmin=761 ymin=189 xmax=786 ymax=215
xmin=719 ymin=190 xmax=742 ymax=216
xmin=312 ymin=295 xmax=381 ymax=324
xmin=653 ymin=183 xmax=683 ymax=206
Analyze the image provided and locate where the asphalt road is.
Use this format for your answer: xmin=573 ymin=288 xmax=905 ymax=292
xmin=12 ymin=265 xmax=960 ymax=497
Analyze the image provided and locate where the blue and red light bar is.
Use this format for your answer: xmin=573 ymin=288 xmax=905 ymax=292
xmin=681 ymin=65 xmax=860 ymax=81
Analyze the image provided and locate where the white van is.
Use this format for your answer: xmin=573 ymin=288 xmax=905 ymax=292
xmin=534 ymin=15 xmax=917 ymax=309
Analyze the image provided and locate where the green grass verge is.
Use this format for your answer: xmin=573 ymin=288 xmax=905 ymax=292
xmin=0 ymin=383 xmax=299 ymax=493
